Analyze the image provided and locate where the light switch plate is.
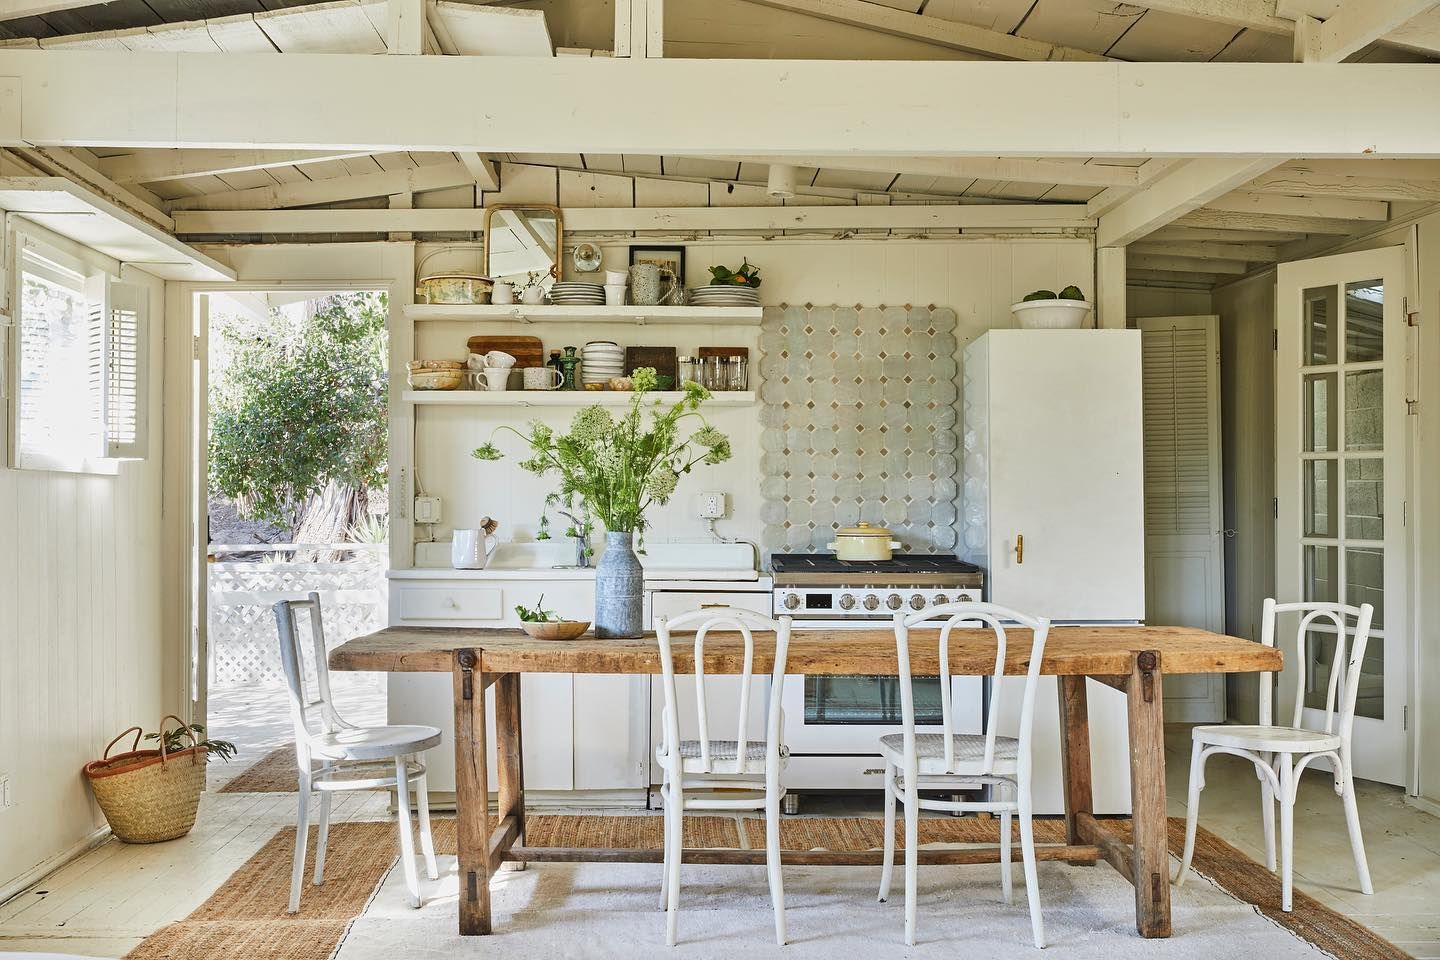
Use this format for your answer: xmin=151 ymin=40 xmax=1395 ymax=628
xmin=414 ymin=496 xmax=442 ymax=524
xmin=695 ymin=491 xmax=726 ymax=519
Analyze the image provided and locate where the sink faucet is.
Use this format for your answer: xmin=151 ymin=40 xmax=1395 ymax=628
xmin=571 ymin=535 xmax=590 ymax=569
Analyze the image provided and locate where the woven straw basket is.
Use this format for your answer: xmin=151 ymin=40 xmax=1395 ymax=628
xmin=83 ymin=716 xmax=208 ymax=844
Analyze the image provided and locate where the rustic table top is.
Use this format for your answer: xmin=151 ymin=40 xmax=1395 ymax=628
xmin=330 ymin=624 xmax=1280 ymax=677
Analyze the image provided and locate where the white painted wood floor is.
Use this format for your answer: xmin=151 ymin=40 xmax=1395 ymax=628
xmin=0 ymin=724 xmax=1437 ymax=958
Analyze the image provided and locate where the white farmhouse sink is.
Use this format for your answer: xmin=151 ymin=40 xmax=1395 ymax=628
xmin=401 ymin=539 xmax=758 ymax=581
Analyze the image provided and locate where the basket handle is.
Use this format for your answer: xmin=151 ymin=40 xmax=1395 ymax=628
xmin=103 ymin=726 xmax=145 ymax=760
xmin=157 ymin=715 xmax=201 ymax=766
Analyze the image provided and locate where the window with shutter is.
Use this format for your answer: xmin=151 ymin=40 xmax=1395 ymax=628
xmin=100 ymin=280 xmax=148 ymax=460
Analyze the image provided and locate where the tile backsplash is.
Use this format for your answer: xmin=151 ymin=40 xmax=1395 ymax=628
xmin=757 ymin=304 xmax=960 ymax=557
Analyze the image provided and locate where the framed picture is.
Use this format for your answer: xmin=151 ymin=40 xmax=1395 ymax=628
xmin=628 ymin=246 xmax=686 ymax=284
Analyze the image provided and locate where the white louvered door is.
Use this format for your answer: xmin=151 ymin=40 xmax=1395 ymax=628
xmin=1138 ymin=316 xmax=1225 ymax=721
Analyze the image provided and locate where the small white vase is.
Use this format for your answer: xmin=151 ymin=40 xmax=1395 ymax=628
xmin=521 ymin=285 xmax=545 ymax=305
xmin=491 ymin=282 xmax=514 ymax=305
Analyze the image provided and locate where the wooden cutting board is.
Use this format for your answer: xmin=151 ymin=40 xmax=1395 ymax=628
xmin=625 ymin=346 xmax=678 ymax=382
xmin=466 ymin=335 xmax=544 ymax=369
xmin=698 ymin=346 xmax=749 ymax=360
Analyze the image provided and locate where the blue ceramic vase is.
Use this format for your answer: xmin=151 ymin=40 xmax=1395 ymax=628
xmin=594 ymin=531 xmax=644 ymax=638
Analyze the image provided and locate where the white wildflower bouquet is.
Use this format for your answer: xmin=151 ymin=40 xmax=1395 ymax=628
xmin=472 ymin=368 xmax=732 ymax=537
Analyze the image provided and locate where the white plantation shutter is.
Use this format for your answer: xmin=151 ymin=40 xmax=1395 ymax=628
xmin=1141 ymin=322 xmax=1216 ymax=536
xmin=100 ymin=279 xmax=148 ymax=459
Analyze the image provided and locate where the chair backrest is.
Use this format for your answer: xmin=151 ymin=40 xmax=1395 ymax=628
xmin=894 ymin=601 xmax=1050 ymax=778
xmin=655 ymin=606 xmax=792 ymax=774
xmin=1259 ymin=597 xmax=1374 ymax=742
xmin=273 ymin=592 xmax=347 ymax=750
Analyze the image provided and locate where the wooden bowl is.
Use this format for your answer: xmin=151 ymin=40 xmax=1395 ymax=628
xmin=520 ymin=620 xmax=590 ymax=641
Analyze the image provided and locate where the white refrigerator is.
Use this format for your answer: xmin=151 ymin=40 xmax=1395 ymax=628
xmin=962 ymin=329 xmax=1145 ymax=814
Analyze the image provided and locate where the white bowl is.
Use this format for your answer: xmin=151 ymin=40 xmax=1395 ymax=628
xmin=1010 ymin=299 xmax=1093 ymax=329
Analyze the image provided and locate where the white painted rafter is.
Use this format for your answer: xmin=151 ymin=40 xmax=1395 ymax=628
xmin=713 ymin=154 xmax=1140 ymax=188
xmin=1293 ymin=0 xmax=1440 ymax=60
xmin=97 ymin=149 xmax=379 ymax=184
xmin=1128 ymin=252 xmax=1248 ymax=274
xmin=0 ymin=0 xmax=92 ymax=19
xmin=740 ymin=0 xmax=1109 ymax=60
xmin=1205 ymin=190 xmax=1388 ymax=220
xmin=1095 ymin=158 xmax=1282 ymax=247
xmin=1131 ymin=239 xmax=1277 ymax=261
xmin=166 ymin=159 xmax=480 ymax=210
xmin=1247 ymin=163 xmax=1440 ymax=201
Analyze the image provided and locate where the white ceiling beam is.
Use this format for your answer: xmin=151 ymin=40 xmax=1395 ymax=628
xmin=1205 ymin=190 xmax=1388 ymax=220
xmin=1295 ymin=0 xmax=1440 ymax=61
xmin=740 ymin=0 xmax=1109 ymax=60
xmin=1128 ymin=252 xmax=1248 ymax=274
xmin=1148 ymin=224 xmax=1307 ymax=243
xmin=387 ymin=0 xmax=427 ymax=54
xmin=1131 ymin=239 xmax=1277 ymax=260
xmin=1279 ymin=0 xmax=1440 ymax=55
xmin=167 ymin=159 xmax=480 ymax=210
xmin=1174 ymin=207 xmax=1360 ymax=233
xmin=10 ymin=54 xmax=1440 ymax=158
xmin=1130 ymin=0 xmax=1440 ymax=54
xmin=1096 ymin=158 xmax=1282 ymax=248
xmin=97 ymin=149 xmax=380 ymax=184
xmin=11 ymin=145 xmax=173 ymax=230
xmin=459 ymin=152 xmax=500 ymax=190
xmin=713 ymin=154 xmax=1139 ymax=188
xmin=172 ymin=203 xmax=1091 ymax=235
xmin=1247 ymin=164 xmax=1440 ymax=202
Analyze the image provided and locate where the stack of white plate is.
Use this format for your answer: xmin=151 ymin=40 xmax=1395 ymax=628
xmin=688 ymin=285 xmax=761 ymax=307
xmin=581 ymin=340 xmax=624 ymax=384
xmin=549 ymin=282 xmax=605 ymax=305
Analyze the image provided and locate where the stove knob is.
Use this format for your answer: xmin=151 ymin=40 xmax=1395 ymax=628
xmin=782 ymin=593 xmax=801 ymax=611
xmin=957 ymin=592 xmax=975 ymax=603
xmin=862 ymin=594 xmax=880 ymax=611
xmin=885 ymin=593 xmax=904 ymax=611
xmin=933 ymin=593 xmax=949 ymax=606
xmin=838 ymin=593 xmax=856 ymax=610
xmin=909 ymin=593 xmax=927 ymax=610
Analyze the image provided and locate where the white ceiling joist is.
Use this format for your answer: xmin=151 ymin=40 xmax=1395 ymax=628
xmin=1119 ymin=0 xmax=1296 ymax=33
xmin=97 ymin=149 xmax=382 ymax=184
xmin=167 ymin=159 xmax=480 ymax=210
xmin=172 ymin=203 xmax=1092 ymax=235
xmin=0 ymin=0 xmax=89 ymax=18
xmin=1131 ymin=239 xmax=1278 ymax=261
xmin=738 ymin=0 xmax=1109 ymax=61
xmin=1281 ymin=0 xmax=1440 ymax=54
xmin=1204 ymin=191 xmax=1388 ymax=220
xmin=1174 ymin=207 xmax=1360 ymax=233
xmin=713 ymin=154 xmax=1140 ymax=188
xmin=1294 ymin=0 xmax=1440 ymax=61
xmin=1095 ymin=158 xmax=1282 ymax=247
xmin=1247 ymin=164 xmax=1440 ymax=202
xmin=8 ymin=54 xmax=1440 ymax=158
xmin=1128 ymin=252 xmax=1248 ymax=274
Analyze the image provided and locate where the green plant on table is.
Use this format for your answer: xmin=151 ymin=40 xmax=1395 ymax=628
xmin=144 ymin=723 xmax=239 ymax=764
xmin=516 ymin=594 xmax=561 ymax=623
xmin=471 ymin=368 xmax=732 ymax=545
xmin=707 ymin=259 xmax=762 ymax=288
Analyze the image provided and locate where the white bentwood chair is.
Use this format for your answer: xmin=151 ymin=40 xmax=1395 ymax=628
xmin=274 ymin=593 xmax=443 ymax=913
xmin=1175 ymin=598 xmax=1376 ymax=912
xmin=654 ymin=607 xmax=793 ymax=947
xmin=877 ymin=601 xmax=1050 ymax=948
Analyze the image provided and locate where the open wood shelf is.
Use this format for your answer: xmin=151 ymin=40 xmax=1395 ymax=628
xmin=403 ymin=390 xmax=757 ymax=407
xmin=405 ymin=303 xmax=764 ymax=325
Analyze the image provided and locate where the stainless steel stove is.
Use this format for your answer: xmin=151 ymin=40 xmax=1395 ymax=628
xmin=766 ymin=553 xmax=986 ymax=805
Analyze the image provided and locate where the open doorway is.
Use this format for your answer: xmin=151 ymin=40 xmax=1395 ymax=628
xmin=193 ymin=288 xmax=391 ymax=785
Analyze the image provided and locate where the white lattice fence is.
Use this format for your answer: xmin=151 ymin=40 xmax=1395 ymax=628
xmin=208 ymin=544 xmax=387 ymax=687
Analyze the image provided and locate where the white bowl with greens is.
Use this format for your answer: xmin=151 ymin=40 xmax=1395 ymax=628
xmin=1011 ymin=285 xmax=1093 ymax=329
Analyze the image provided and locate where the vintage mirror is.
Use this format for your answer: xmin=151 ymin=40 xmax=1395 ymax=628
xmin=482 ymin=204 xmax=563 ymax=289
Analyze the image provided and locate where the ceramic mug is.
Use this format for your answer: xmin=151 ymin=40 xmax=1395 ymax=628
xmin=485 ymin=350 xmax=516 ymax=368
xmin=482 ymin=368 xmax=510 ymax=391
xmin=466 ymin=352 xmax=487 ymax=371
xmin=605 ymin=269 xmax=629 ymax=286
xmin=629 ymin=263 xmax=677 ymax=306
xmin=604 ymin=283 xmax=627 ymax=306
xmin=452 ymin=529 xmax=498 ymax=570
xmin=522 ymin=366 xmax=564 ymax=390
xmin=491 ymin=281 xmax=514 ymax=305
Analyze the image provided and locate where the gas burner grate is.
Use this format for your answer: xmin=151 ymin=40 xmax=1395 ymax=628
xmin=769 ymin=553 xmax=981 ymax=575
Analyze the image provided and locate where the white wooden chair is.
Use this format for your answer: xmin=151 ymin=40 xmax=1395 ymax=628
xmin=877 ymin=601 xmax=1049 ymax=948
xmin=274 ymin=592 xmax=442 ymax=913
xmin=1175 ymin=598 xmax=1375 ymax=911
xmin=654 ymin=607 xmax=793 ymax=947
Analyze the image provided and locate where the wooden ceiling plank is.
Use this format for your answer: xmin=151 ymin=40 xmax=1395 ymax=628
xmin=167 ymin=158 xmax=479 ymax=209
xmin=1206 ymin=190 xmax=1388 ymax=220
xmin=1247 ymin=164 xmax=1440 ymax=201
xmin=1096 ymin=158 xmax=1283 ymax=247
xmin=1148 ymin=224 xmax=1308 ymax=243
xmin=1128 ymin=252 xmax=1248 ymax=274
xmin=1175 ymin=207 xmax=1360 ymax=233
xmin=1131 ymin=239 xmax=1277 ymax=260
xmin=99 ymin=148 xmax=378 ymax=183
xmin=1299 ymin=0 xmax=1440 ymax=61
xmin=711 ymin=154 xmax=1138 ymax=188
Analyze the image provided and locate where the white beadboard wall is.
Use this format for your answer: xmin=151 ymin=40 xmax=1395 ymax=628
xmin=414 ymin=238 xmax=1092 ymax=547
xmin=0 ymin=267 xmax=168 ymax=893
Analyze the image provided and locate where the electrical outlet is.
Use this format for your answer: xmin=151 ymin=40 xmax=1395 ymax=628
xmin=414 ymin=496 xmax=442 ymax=524
xmin=695 ymin=491 xmax=726 ymax=519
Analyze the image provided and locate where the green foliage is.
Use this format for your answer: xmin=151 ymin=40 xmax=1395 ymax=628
xmin=1058 ymin=285 xmax=1086 ymax=300
xmin=1022 ymin=289 xmax=1057 ymax=301
xmin=209 ymin=292 xmax=388 ymax=526
xmin=707 ymin=258 xmax=762 ymax=288
xmin=515 ymin=594 xmax=560 ymax=622
xmin=347 ymin=513 xmax=389 ymax=545
xmin=143 ymin=723 xmax=238 ymax=764
xmin=472 ymin=369 xmax=732 ymax=537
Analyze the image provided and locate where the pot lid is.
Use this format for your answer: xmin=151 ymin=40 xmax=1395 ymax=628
xmin=834 ymin=522 xmax=893 ymax=539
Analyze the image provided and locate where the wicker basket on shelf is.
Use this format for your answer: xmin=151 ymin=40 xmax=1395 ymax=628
xmin=82 ymin=716 xmax=208 ymax=843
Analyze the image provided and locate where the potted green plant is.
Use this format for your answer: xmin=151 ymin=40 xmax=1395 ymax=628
xmin=1010 ymin=284 xmax=1093 ymax=329
xmin=473 ymin=368 xmax=732 ymax=637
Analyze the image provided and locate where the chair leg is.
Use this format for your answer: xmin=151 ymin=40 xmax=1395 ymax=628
xmin=665 ymin=780 xmax=683 ymax=946
xmin=1018 ymin=788 xmax=1045 ymax=949
xmin=1174 ymin=739 xmax=1205 ymax=887
xmin=414 ymin=762 xmax=439 ymax=882
xmin=1260 ymin=755 xmax=1277 ymax=873
xmin=1000 ymin=781 xmax=1014 ymax=906
xmin=394 ymin=757 xmax=422 ymax=909
xmin=903 ymin=779 xmax=919 ymax=947
xmin=877 ymin=759 xmax=896 ymax=903
xmin=1278 ymin=755 xmax=1295 ymax=913
xmin=658 ymin=775 xmax=671 ymax=911
xmin=1339 ymin=765 xmax=1374 ymax=896
xmin=312 ymin=791 xmax=332 ymax=886
xmin=288 ymin=775 xmax=311 ymax=914
xmin=766 ymin=779 xmax=787 ymax=946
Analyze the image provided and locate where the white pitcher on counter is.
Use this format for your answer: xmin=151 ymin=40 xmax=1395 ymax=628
xmin=452 ymin=517 xmax=499 ymax=569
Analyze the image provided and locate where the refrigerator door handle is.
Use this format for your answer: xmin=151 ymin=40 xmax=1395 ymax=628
xmin=1015 ymin=533 xmax=1024 ymax=565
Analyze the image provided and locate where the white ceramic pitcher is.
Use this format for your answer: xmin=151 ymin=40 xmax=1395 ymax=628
xmin=452 ymin=529 xmax=499 ymax=569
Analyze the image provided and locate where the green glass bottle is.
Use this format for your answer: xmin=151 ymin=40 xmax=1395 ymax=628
xmin=559 ymin=346 xmax=579 ymax=390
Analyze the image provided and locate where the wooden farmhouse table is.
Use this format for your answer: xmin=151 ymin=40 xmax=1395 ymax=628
xmin=330 ymin=625 xmax=1280 ymax=940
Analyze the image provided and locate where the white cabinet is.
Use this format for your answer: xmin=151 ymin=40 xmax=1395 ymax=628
xmin=963 ymin=330 xmax=1145 ymax=815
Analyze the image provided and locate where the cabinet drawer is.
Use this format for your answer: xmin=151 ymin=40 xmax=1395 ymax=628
xmin=397 ymin=583 xmax=503 ymax=621
xmin=650 ymin=591 xmax=772 ymax=626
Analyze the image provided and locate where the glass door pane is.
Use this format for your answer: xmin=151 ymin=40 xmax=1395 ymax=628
xmin=804 ymin=675 xmax=943 ymax=725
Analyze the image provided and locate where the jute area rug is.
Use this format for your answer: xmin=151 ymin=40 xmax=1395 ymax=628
xmin=219 ymin=745 xmax=299 ymax=794
xmin=125 ymin=815 xmax=1409 ymax=960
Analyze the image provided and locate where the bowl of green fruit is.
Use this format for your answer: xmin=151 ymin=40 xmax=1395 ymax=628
xmin=516 ymin=595 xmax=591 ymax=640
xmin=1011 ymin=285 xmax=1093 ymax=329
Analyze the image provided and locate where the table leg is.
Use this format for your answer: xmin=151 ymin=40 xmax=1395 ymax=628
xmin=453 ymin=650 xmax=493 ymax=936
xmin=1127 ymin=650 xmax=1171 ymax=938
xmin=1057 ymin=675 xmax=1095 ymax=865
xmin=495 ymin=672 xmax=526 ymax=871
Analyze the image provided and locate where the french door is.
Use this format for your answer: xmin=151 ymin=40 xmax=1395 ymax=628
xmin=1276 ymin=246 xmax=1409 ymax=786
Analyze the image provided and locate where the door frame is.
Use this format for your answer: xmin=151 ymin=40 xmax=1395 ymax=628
xmin=1274 ymin=244 xmax=1413 ymax=788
